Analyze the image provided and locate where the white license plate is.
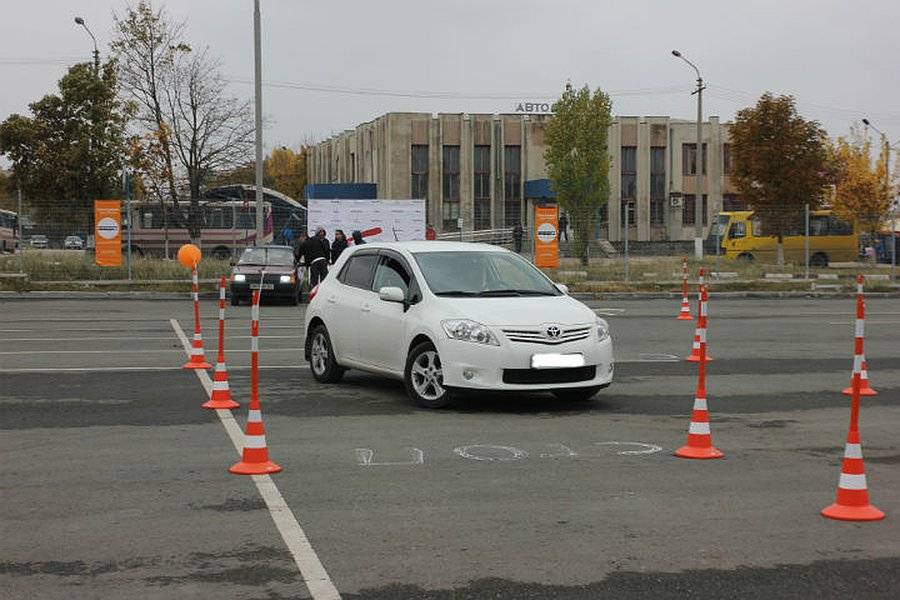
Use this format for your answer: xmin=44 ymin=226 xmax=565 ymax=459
xmin=531 ymin=353 xmax=585 ymax=369
xmin=250 ymin=283 xmax=275 ymax=290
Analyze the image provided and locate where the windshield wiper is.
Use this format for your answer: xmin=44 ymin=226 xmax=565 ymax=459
xmin=478 ymin=289 xmax=557 ymax=296
xmin=434 ymin=290 xmax=481 ymax=296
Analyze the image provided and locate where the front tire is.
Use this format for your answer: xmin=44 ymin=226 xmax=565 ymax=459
xmin=552 ymin=387 xmax=601 ymax=402
xmin=404 ymin=341 xmax=452 ymax=408
xmin=308 ymin=324 xmax=345 ymax=383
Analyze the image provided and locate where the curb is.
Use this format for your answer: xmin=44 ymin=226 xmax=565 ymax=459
xmin=0 ymin=291 xmax=220 ymax=301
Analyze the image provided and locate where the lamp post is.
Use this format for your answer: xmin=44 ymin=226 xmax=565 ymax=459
xmin=672 ymin=50 xmax=706 ymax=260
xmin=253 ymin=0 xmax=264 ymax=245
xmin=862 ymin=118 xmax=896 ymax=281
xmin=74 ymin=16 xmax=100 ymax=75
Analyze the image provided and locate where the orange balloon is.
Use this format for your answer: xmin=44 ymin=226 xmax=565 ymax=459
xmin=177 ymin=243 xmax=202 ymax=268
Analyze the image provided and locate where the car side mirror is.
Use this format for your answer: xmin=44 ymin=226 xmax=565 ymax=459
xmin=555 ymin=283 xmax=569 ymax=295
xmin=378 ymin=286 xmax=406 ymax=303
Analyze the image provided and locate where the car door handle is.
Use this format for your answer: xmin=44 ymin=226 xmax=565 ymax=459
xmin=361 ymin=303 xmax=371 ymax=313
xmin=327 ymin=295 xmax=337 ymax=304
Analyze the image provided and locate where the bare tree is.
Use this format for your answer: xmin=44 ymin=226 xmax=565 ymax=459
xmin=164 ymin=48 xmax=254 ymax=239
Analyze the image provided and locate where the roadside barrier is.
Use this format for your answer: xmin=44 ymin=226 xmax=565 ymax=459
xmin=676 ymin=286 xmax=723 ymax=459
xmin=182 ymin=265 xmax=211 ymax=370
xmin=686 ymin=268 xmax=712 ymax=363
xmin=841 ymin=276 xmax=877 ymax=396
xmin=203 ymin=277 xmax=239 ymax=410
xmin=822 ymin=275 xmax=884 ymax=521
xmin=677 ymin=256 xmax=692 ymax=320
xmin=230 ymin=290 xmax=282 ymax=475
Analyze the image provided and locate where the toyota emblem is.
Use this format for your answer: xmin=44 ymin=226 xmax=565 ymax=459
xmin=545 ymin=325 xmax=562 ymax=339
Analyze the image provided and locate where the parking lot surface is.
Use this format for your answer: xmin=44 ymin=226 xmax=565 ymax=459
xmin=2 ymin=296 xmax=899 ymax=599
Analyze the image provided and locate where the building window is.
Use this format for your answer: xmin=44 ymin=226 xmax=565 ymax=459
xmin=504 ymin=145 xmax=521 ymax=227
xmin=442 ymin=145 xmax=460 ymax=230
xmin=723 ymin=143 xmax=732 ymax=175
xmin=621 ymin=146 xmax=636 ymax=200
xmin=682 ymin=194 xmax=708 ymax=226
xmin=411 ymin=145 xmax=428 ymax=200
xmin=650 ymin=147 xmax=666 ymax=225
xmin=682 ymin=143 xmax=707 ymax=175
xmin=474 ymin=145 xmax=491 ymax=230
xmin=722 ymin=193 xmax=746 ymax=212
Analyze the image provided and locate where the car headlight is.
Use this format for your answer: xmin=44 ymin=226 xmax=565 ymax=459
xmin=279 ymin=274 xmax=293 ymax=283
xmin=596 ymin=317 xmax=610 ymax=342
xmin=441 ymin=319 xmax=500 ymax=346
xmin=233 ymin=273 xmax=246 ymax=283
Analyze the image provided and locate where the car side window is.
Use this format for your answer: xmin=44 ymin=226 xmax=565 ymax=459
xmin=729 ymin=221 xmax=746 ymax=239
xmin=340 ymin=254 xmax=379 ymax=290
xmin=372 ymin=255 xmax=412 ymax=296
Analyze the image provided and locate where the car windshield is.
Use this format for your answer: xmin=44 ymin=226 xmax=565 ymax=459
xmin=413 ymin=251 xmax=561 ymax=296
xmin=238 ymin=247 xmax=294 ymax=266
xmin=708 ymin=214 xmax=730 ymax=239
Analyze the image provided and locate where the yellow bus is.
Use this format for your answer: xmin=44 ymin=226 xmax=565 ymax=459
xmin=708 ymin=210 xmax=858 ymax=266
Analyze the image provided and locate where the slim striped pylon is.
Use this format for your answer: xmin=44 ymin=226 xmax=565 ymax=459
xmin=677 ymin=256 xmax=692 ymax=320
xmin=182 ymin=265 xmax=211 ymax=370
xmin=230 ymin=290 xmax=282 ymax=475
xmin=822 ymin=276 xmax=884 ymax=521
xmin=686 ymin=268 xmax=712 ymax=362
xmin=203 ymin=277 xmax=239 ymax=410
xmin=676 ymin=286 xmax=723 ymax=459
xmin=842 ymin=276 xmax=877 ymax=396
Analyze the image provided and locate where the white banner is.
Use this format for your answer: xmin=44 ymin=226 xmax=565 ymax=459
xmin=307 ymin=199 xmax=426 ymax=243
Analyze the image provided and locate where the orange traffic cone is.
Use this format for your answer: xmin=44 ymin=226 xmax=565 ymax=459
xmin=676 ymin=287 xmax=723 ymax=460
xmin=203 ymin=277 xmax=239 ymax=410
xmin=230 ymin=291 xmax=281 ymax=475
xmin=677 ymin=257 xmax=692 ymax=320
xmin=686 ymin=281 xmax=712 ymax=362
xmin=182 ymin=267 xmax=211 ymax=370
xmin=841 ymin=276 xmax=877 ymax=396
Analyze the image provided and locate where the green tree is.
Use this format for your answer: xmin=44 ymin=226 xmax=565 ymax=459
xmin=0 ymin=170 xmax=14 ymax=211
xmin=0 ymin=61 xmax=131 ymax=228
xmin=544 ymin=84 xmax=612 ymax=265
xmin=730 ymin=93 xmax=829 ymax=266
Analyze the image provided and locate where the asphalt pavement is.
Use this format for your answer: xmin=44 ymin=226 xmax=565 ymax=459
xmin=1 ymin=296 xmax=899 ymax=599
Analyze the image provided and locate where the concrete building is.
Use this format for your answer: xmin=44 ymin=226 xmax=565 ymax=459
xmin=307 ymin=112 xmax=743 ymax=242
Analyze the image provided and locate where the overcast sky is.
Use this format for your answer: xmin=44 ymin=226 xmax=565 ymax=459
xmin=2 ymin=0 xmax=899 ymax=153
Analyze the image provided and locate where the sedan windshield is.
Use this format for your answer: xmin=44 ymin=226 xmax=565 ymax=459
xmin=413 ymin=251 xmax=560 ymax=296
xmin=238 ymin=247 xmax=295 ymax=266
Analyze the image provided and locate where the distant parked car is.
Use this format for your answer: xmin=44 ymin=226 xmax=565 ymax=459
xmin=230 ymin=245 xmax=300 ymax=306
xmin=64 ymin=235 xmax=84 ymax=250
xmin=29 ymin=235 xmax=49 ymax=249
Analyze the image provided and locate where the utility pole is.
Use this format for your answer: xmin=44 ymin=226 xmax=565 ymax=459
xmin=863 ymin=118 xmax=897 ymax=281
xmin=17 ymin=186 xmax=23 ymax=274
xmin=672 ymin=50 xmax=705 ymax=259
xmin=253 ymin=0 xmax=265 ymax=245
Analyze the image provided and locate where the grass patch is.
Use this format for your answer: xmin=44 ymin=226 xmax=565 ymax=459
xmin=0 ymin=250 xmax=232 ymax=282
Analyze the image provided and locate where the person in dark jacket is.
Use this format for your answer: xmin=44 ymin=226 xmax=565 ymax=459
xmin=315 ymin=227 xmax=330 ymax=256
xmin=351 ymin=230 xmax=366 ymax=245
xmin=512 ymin=223 xmax=524 ymax=253
xmin=558 ymin=212 xmax=569 ymax=241
xmin=296 ymin=231 xmax=329 ymax=287
xmin=331 ymin=229 xmax=348 ymax=263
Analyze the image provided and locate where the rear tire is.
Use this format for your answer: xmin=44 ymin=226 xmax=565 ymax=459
xmin=737 ymin=253 xmax=754 ymax=263
xmin=552 ymin=387 xmax=601 ymax=402
xmin=308 ymin=324 xmax=345 ymax=383
xmin=404 ymin=341 xmax=453 ymax=409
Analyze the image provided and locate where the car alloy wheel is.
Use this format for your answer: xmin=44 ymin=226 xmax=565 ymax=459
xmin=410 ymin=349 xmax=444 ymax=401
xmin=310 ymin=332 xmax=329 ymax=376
xmin=307 ymin=324 xmax=345 ymax=383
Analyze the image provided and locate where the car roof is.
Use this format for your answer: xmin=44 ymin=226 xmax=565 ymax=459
xmin=359 ymin=241 xmax=510 ymax=254
xmin=242 ymin=245 xmax=293 ymax=250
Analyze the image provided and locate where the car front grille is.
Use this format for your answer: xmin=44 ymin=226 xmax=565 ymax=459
xmin=501 ymin=325 xmax=592 ymax=345
xmin=502 ymin=366 xmax=597 ymax=385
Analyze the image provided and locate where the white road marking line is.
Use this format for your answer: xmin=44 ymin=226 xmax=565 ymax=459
xmin=169 ymin=318 xmax=340 ymax=600
xmin=828 ymin=320 xmax=900 ymax=325
xmin=0 ymin=335 xmax=298 ymax=342
xmin=0 ymin=348 xmax=304 ymax=355
xmin=0 ymin=365 xmax=310 ymax=374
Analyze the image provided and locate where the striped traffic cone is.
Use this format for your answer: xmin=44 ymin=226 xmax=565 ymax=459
xmin=676 ymin=286 xmax=723 ymax=459
xmin=841 ymin=276 xmax=877 ymax=396
xmin=677 ymin=256 xmax=692 ymax=320
xmin=203 ymin=277 xmax=239 ymax=410
xmin=230 ymin=290 xmax=281 ymax=475
xmin=182 ymin=266 xmax=211 ymax=370
xmin=686 ymin=275 xmax=712 ymax=362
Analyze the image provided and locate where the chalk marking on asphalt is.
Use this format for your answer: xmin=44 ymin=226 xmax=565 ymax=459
xmin=170 ymin=318 xmax=341 ymax=600
xmin=355 ymin=448 xmax=424 ymax=466
xmin=593 ymin=308 xmax=626 ymax=316
xmin=595 ymin=441 xmax=664 ymax=456
xmin=453 ymin=445 xmax=529 ymax=462
xmin=637 ymin=353 xmax=679 ymax=362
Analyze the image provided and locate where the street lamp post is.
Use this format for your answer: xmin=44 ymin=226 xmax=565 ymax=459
xmin=862 ymin=118 xmax=896 ymax=282
xmin=74 ymin=16 xmax=100 ymax=75
xmin=253 ymin=0 xmax=265 ymax=245
xmin=672 ymin=50 xmax=706 ymax=260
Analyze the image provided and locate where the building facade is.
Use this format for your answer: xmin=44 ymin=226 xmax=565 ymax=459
xmin=307 ymin=112 xmax=742 ymax=241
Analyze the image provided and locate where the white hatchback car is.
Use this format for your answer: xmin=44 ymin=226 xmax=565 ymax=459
xmin=303 ymin=241 xmax=613 ymax=408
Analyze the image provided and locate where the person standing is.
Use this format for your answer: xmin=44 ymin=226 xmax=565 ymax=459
xmin=297 ymin=230 xmax=329 ymax=287
xmin=558 ymin=211 xmax=569 ymax=242
xmin=281 ymin=224 xmax=294 ymax=245
xmin=351 ymin=230 xmax=366 ymax=245
xmin=425 ymin=224 xmax=436 ymax=240
xmin=331 ymin=229 xmax=348 ymax=263
xmin=315 ymin=227 xmax=330 ymax=258
xmin=513 ymin=222 xmax=524 ymax=253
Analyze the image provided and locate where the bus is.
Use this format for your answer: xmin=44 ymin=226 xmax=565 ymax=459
xmin=0 ymin=209 xmax=17 ymax=253
xmin=204 ymin=184 xmax=307 ymax=243
xmin=708 ymin=210 xmax=858 ymax=266
xmin=128 ymin=200 xmax=274 ymax=259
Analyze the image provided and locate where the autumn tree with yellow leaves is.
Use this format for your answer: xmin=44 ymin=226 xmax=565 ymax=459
xmin=830 ymin=132 xmax=892 ymax=238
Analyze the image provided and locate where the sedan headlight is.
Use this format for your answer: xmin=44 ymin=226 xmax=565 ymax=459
xmin=596 ymin=317 xmax=610 ymax=342
xmin=233 ymin=273 xmax=246 ymax=282
xmin=441 ymin=319 xmax=500 ymax=346
xmin=279 ymin=274 xmax=293 ymax=283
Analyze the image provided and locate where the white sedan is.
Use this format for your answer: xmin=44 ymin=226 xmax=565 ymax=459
xmin=303 ymin=241 xmax=613 ymax=408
